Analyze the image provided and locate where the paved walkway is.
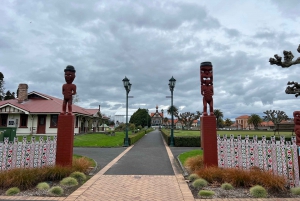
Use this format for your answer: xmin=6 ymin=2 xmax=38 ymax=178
xmin=0 ymin=130 xmax=299 ymax=201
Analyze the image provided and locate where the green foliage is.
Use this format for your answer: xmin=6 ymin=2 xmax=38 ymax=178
xmin=4 ymin=90 xmax=15 ymax=100
xmin=70 ymin=171 xmax=87 ymax=183
xmin=221 ymin=183 xmax=234 ymax=190
xmin=214 ymin=109 xmax=223 ymax=128
xmin=198 ymin=190 xmax=215 ymax=197
xmin=224 ymin=118 xmax=233 ymax=127
xmin=73 ymin=132 xmax=125 ymax=147
xmin=249 ymin=185 xmax=267 ymax=198
xmin=48 ymin=186 xmax=64 ymax=196
xmin=291 ymin=187 xmax=300 ymax=195
xmin=36 ymin=182 xmax=50 ymax=190
xmin=161 ymin=130 xmax=201 ymax=147
xmin=248 ymin=114 xmax=263 ymax=130
xmin=125 ymin=129 xmax=153 ymax=145
xmin=179 ymin=149 xmax=203 ymax=165
xmin=129 ymin=108 xmax=151 ymax=127
xmin=0 ymin=156 xmax=93 ymax=190
xmin=192 ymin=178 xmax=208 ymax=189
xmin=129 ymin=123 xmax=135 ymax=131
xmin=60 ymin=177 xmax=79 ymax=187
xmin=188 ymin=174 xmax=199 ymax=182
xmin=5 ymin=187 xmax=20 ymax=196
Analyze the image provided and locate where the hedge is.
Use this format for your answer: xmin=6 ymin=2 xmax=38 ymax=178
xmin=161 ymin=130 xmax=201 ymax=147
xmin=123 ymin=129 xmax=154 ymax=146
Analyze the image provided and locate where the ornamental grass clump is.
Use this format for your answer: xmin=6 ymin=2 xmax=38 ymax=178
xmin=291 ymin=187 xmax=300 ymax=195
xmin=188 ymin=173 xmax=199 ymax=182
xmin=184 ymin=155 xmax=204 ymax=172
xmin=221 ymin=182 xmax=234 ymax=190
xmin=192 ymin=178 xmax=208 ymax=189
xmin=48 ymin=186 xmax=64 ymax=196
xmin=70 ymin=171 xmax=87 ymax=183
xmin=250 ymin=185 xmax=268 ymax=198
xmin=5 ymin=187 xmax=20 ymax=196
xmin=60 ymin=177 xmax=78 ymax=187
xmin=198 ymin=190 xmax=215 ymax=197
xmin=36 ymin=182 xmax=50 ymax=190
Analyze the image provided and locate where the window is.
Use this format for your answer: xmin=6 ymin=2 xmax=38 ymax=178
xmin=20 ymin=114 xmax=28 ymax=127
xmin=76 ymin=116 xmax=79 ymax=128
xmin=0 ymin=114 xmax=8 ymax=127
xmin=50 ymin=114 xmax=58 ymax=127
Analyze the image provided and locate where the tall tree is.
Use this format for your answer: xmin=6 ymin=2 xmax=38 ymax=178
xmin=263 ymin=110 xmax=289 ymax=125
xmin=247 ymin=114 xmax=263 ymax=130
xmin=224 ymin=118 xmax=233 ymax=127
xmin=213 ymin=109 xmax=223 ymax=128
xmin=177 ymin=111 xmax=201 ymax=129
xmin=129 ymin=108 xmax=151 ymax=127
xmin=4 ymin=90 xmax=15 ymax=100
xmin=167 ymin=105 xmax=179 ymax=117
xmin=0 ymin=72 xmax=5 ymax=100
xmin=163 ymin=117 xmax=169 ymax=126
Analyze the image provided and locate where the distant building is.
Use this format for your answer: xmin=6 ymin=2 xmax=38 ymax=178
xmin=150 ymin=105 xmax=164 ymax=127
xmin=114 ymin=109 xmax=137 ymax=126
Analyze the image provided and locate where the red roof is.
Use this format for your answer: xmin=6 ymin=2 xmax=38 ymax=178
xmin=0 ymin=91 xmax=95 ymax=116
xmin=235 ymin=115 xmax=249 ymax=119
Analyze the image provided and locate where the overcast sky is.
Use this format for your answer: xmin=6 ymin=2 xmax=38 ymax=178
xmin=1 ymin=0 xmax=300 ymax=120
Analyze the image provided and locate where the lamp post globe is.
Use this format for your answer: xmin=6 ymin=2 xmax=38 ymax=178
xmin=169 ymin=76 xmax=176 ymax=147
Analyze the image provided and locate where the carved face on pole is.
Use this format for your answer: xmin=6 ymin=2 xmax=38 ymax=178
xmin=294 ymin=111 xmax=300 ymax=125
xmin=65 ymin=71 xmax=75 ymax=84
xmin=64 ymin=65 xmax=76 ymax=84
xmin=200 ymin=66 xmax=213 ymax=85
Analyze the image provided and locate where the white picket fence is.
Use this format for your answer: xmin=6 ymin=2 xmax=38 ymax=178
xmin=0 ymin=136 xmax=57 ymax=171
xmin=217 ymin=135 xmax=299 ymax=188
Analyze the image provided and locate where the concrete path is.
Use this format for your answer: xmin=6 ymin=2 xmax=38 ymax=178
xmin=0 ymin=130 xmax=299 ymax=201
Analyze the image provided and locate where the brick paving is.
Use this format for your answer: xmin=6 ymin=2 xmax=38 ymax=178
xmin=0 ymin=131 xmax=300 ymax=201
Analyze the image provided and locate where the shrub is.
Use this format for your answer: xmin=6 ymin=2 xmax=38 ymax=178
xmin=221 ymin=182 xmax=234 ymax=190
xmin=192 ymin=178 xmax=208 ymax=189
xmin=36 ymin=182 xmax=50 ymax=190
xmin=185 ymin=155 xmax=204 ymax=172
xmin=70 ymin=171 xmax=87 ymax=183
xmin=5 ymin=187 xmax=20 ymax=196
xmin=48 ymin=186 xmax=64 ymax=196
xmin=72 ymin=157 xmax=93 ymax=174
xmin=291 ymin=187 xmax=300 ymax=195
xmin=223 ymin=168 xmax=251 ymax=187
xmin=198 ymin=190 xmax=215 ymax=197
xmin=250 ymin=185 xmax=267 ymax=198
xmin=195 ymin=166 xmax=224 ymax=183
xmin=188 ymin=173 xmax=199 ymax=182
xmin=60 ymin=177 xmax=78 ymax=187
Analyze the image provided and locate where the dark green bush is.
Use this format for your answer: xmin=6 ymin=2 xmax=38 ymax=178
xmin=124 ymin=129 xmax=153 ymax=145
xmin=161 ymin=130 xmax=201 ymax=147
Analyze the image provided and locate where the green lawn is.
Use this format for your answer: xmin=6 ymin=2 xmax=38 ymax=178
xmin=178 ymin=149 xmax=203 ymax=165
xmin=73 ymin=132 xmax=125 ymax=147
xmin=162 ymin=129 xmax=293 ymax=138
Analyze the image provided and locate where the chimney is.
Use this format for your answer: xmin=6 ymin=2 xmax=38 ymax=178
xmin=18 ymin=83 xmax=28 ymax=103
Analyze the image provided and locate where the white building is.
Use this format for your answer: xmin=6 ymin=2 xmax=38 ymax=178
xmin=114 ymin=109 xmax=137 ymax=126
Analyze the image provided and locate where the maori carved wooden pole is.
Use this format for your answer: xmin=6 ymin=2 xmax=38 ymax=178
xmin=201 ymin=62 xmax=214 ymax=116
xmin=56 ymin=65 xmax=76 ymax=167
xmin=61 ymin=65 xmax=77 ymax=115
xmin=200 ymin=61 xmax=218 ymax=167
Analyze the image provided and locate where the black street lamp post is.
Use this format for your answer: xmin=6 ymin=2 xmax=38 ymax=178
xmin=169 ymin=76 xmax=176 ymax=147
xmin=146 ymin=109 xmax=149 ymax=129
xmin=122 ymin=76 xmax=132 ymax=147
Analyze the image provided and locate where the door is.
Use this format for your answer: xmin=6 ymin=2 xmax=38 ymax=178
xmin=37 ymin=115 xmax=46 ymax=134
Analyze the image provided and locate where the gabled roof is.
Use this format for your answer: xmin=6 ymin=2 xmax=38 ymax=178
xmin=151 ymin=112 xmax=163 ymax=118
xmin=235 ymin=115 xmax=249 ymax=119
xmin=0 ymin=91 xmax=94 ymax=116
